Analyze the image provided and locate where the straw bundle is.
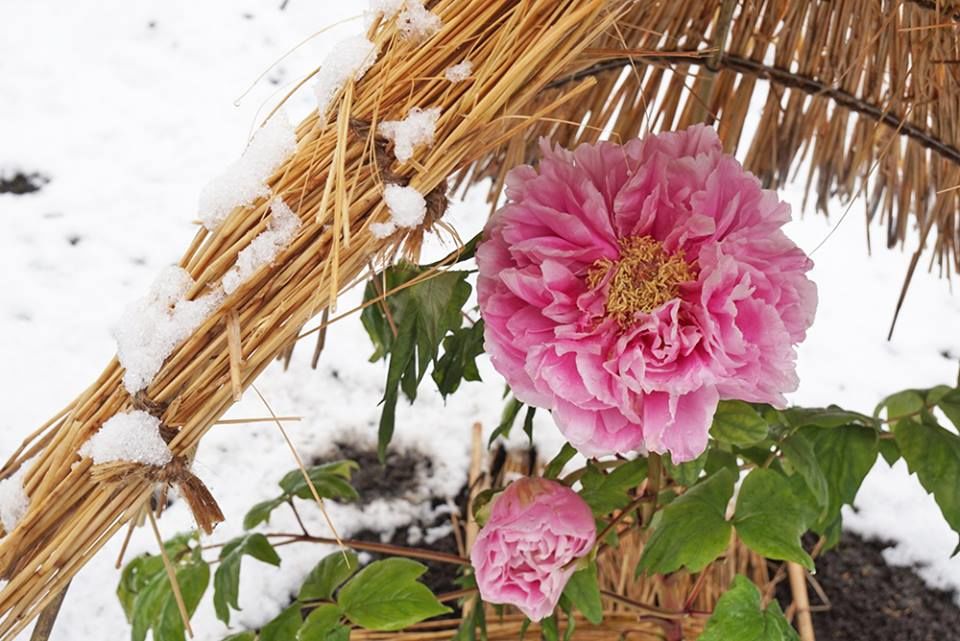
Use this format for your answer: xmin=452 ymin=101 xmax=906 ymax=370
xmin=0 ymin=1 xmax=627 ymax=636
xmin=3 ymin=0 xmax=958 ymax=637
xmin=469 ymin=0 xmax=960 ymax=316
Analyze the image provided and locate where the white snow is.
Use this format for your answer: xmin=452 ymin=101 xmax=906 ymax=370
xmin=367 ymin=0 xmax=404 ymax=18
xmin=313 ymin=35 xmax=379 ymax=115
xmin=114 ymin=266 xmax=224 ymax=393
xmin=79 ymin=410 xmax=173 ymax=467
xmin=444 ymin=60 xmax=473 ymax=83
xmin=397 ymin=0 xmax=442 ymax=41
xmin=222 ymin=197 xmax=301 ymax=295
xmin=370 ymin=221 xmax=397 ymax=239
xmin=377 ymin=106 xmax=441 ymax=163
xmin=0 ymin=467 xmax=30 ymax=535
xmin=383 ymin=184 xmax=427 ymax=228
xmin=198 ymin=113 xmax=298 ymax=231
xmin=3 ymin=2 xmax=960 ymax=640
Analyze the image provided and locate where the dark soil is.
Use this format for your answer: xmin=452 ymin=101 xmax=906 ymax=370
xmin=314 ymin=443 xmax=469 ymax=612
xmin=777 ymin=531 xmax=960 ymax=641
xmin=0 ymin=171 xmax=48 ymax=195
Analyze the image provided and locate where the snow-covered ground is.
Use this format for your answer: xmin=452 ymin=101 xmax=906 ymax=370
xmin=1 ymin=1 xmax=958 ymax=639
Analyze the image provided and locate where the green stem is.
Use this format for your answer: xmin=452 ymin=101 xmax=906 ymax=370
xmin=641 ymin=452 xmax=662 ymax=525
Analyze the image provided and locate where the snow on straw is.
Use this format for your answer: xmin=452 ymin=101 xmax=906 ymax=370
xmin=370 ymin=221 xmax=397 ymax=239
xmin=378 ymin=107 xmax=441 ymax=163
xmin=383 ymin=184 xmax=427 ymax=228
xmin=444 ymin=60 xmax=473 ymax=83
xmin=0 ymin=467 xmax=29 ymax=534
xmin=114 ymin=266 xmax=224 ymax=393
xmin=79 ymin=411 xmax=173 ymax=467
xmin=367 ymin=0 xmax=404 ymax=19
xmin=198 ymin=113 xmax=298 ymax=230
xmin=222 ymin=196 xmax=302 ymax=295
xmin=397 ymin=0 xmax=442 ymax=41
xmin=314 ymin=35 xmax=379 ymax=115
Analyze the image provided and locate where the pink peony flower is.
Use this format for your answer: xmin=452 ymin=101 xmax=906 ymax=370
xmin=476 ymin=125 xmax=816 ymax=461
xmin=470 ymin=477 xmax=596 ymax=621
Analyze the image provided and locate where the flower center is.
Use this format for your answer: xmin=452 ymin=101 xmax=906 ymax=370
xmin=587 ymin=236 xmax=695 ymax=324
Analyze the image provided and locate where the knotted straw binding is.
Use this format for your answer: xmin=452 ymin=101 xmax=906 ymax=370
xmin=89 ymin=392 xmax=225 ymax=535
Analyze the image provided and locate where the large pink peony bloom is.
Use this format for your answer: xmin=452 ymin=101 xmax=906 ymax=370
xmin=477 ymin=125 xmax=816 ymax=461
xmin=470 ymin=477 xmax=596 ymax=621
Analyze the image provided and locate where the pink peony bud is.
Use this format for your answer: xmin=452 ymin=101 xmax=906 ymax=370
xmin=470 ymin=477 xmax=596 ymax=621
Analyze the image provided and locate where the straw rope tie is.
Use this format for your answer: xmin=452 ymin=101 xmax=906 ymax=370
xmin=90 ymin=391 xmax=225 ymax=534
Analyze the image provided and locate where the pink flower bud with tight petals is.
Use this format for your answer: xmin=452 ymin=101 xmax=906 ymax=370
xmin=470 ymin=477 xmax=596 ymax=621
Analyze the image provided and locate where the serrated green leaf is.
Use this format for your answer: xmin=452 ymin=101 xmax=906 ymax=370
xmin=711 ymin=401 xmax=768 ymax=446
xmin=894 ymin=417 xmax=960 ymax=536
xmin=561 ymin=561 xmax=603 ymax=624
xmin=279 ymin=460 xmax=359 ymax=502
xmin=638 ymin=468 xmax=735 ymax=575
xmin=698 ymin=575 xmax=800 ymax=641
xmin=432 ymin=321 xmax=485 ymax=397
xmin=780 ymin=433 xmax=828 ymax=514
xmin=260 ymin=603 xmax=304 ymax=641
xmin=297 ymin=603 xmax=343 ymax=641
xmin=665 ymin=451 xmax=707 ymax=487
xmin=121 ymin=535 xmax=209 ymax=641
xmin=733 ymin=469 xmax=814 ymax=570
xmin=800 ymin=425 xmax=878 ymax=532
xmin=300 ymin=551 xmax=360 ymax=602
xmin=214 ymin=533 xmax=281 ymax=624
xmin=338 ymin=558 xmax=451 ymax=631
xmin=784 ymin=406 xmax=876 ymax=430
xmin=361 ymin=265 xmax=473 ymax=459
xmin=579 ymin=459 xmax=647 ymax=516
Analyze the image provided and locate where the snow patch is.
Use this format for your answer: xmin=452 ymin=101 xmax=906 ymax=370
xmin=80 ymin=410 xmax=173 ymax=467
xmin=397 ymin=0 xmax=442 ymax=41
xmin=378 ymin=106 xmax=440 ymax=163
xmin=314 ymin=35 xmax=379 ymax=115
xmin=0 ymin=466 xmax=30 ymax=534
xmin=370 ymin=221 xmax=397 ymax=239
xmin=384 ymin=184 xmax=426 ymax=228
xmin=444 ymin=60 xmax=473 ymax=83
xmin=367 ymin=0 xmax=404 ymax=18
xmin=114 ymin=266 xmax=224 ymax=392
xmin=222 ymin=197 xmax=302 ymax=295
xmin=198 ymin=113 xmax=297 ymax=231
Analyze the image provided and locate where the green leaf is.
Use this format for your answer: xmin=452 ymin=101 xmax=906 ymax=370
xmin=711 ymin=401 xmax=769 ymax=447
xmin=260 ymin=603 xmax=304 ymax=641
xmin=544 ymin=444 xmax=578 ymax=480
xmin=279 ymin=460 xmax=359 ymax=502
xmin=432 ymin=321 xmax=485 ymax=397
xmin=360 ymin=265 xmax=473 ymax=459
xmin=935 ymin=387 xmax=960 ymax=430
xmin=222 ymin=633 xmax=256 ymax=641
xmin=665 ymin=451 xmax=707 ymax=487
xmin=779 ymin=433 xmax=829 ymax=514
xmin=638 ymin=468 xmax=736 ymax=575
xmin=243 ymin=497 xmax=286 ymax=530
xmin=561 ymin=561 xmax=603 ymax=625
xmin=783 ymin=406 xmax=876 ymax=430
xmin=119 ymin=535 xmax=209 ymax=641
xmin=522 ymin=406 xmax=536 ymax=443
xmin=800 ymin=425 xmax=878 ymax=532
xmin=579 ymin=459 xmax=647 ymax=516
xmin=324 ymin=625 xmax=351 ymax=641
xmin=894 ymin=417 xmax=960 ymax=536
xmin=298 ymin=603 xmax=343 ymax=641
xmin=489 ymin=396 xmax=523 ymax=445
xmin=879 ymin=437 xmax=901 ymax=466
xmin=698 ymin=575 xmax=799 ymax=641
xmin=733 ymin=469 xmax=814 ymax=570
xmin=300 ymin=551 xmax=360 ymax=602
xmin=541 ymin=615 xmax=559 ymax=641
xmin=337 ymin=558 xmax=451 ymax=631
xmin=878 ymin=389 xmax=925 ymax=419
xmin=214 ymin=534 xmax=281 ymax=624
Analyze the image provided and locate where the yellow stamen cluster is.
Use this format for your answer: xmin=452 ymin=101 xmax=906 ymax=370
xmin=587 ymin=236 xmax=695 ymax=325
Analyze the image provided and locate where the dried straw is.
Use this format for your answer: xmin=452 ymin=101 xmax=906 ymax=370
xmin=0 ymin=1 xmax=627 ymax=637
